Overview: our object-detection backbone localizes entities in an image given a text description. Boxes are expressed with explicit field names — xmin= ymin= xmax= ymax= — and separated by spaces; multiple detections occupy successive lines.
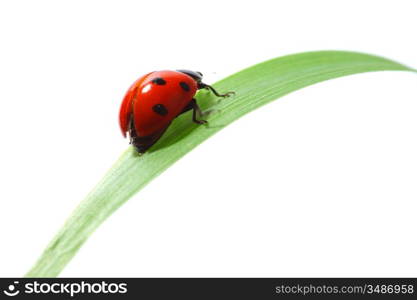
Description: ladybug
xmin=119 ymin=69 xmax=234 ymax=153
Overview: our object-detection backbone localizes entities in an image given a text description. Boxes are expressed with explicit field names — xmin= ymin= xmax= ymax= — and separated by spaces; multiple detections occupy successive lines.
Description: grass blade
xmin=26 ymin=50 xmax=415 ymax=277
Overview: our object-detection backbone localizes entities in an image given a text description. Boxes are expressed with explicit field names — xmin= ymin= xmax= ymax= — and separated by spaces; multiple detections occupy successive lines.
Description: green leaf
xmin=26 ymin=51 xmax=415 ymax=277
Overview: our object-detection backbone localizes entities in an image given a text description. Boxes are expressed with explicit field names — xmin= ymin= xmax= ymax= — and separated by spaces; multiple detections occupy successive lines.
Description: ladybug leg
xmin=198 ymin=83 xmax=235 ymax=98
xmin=189 ymin=98 xmax=207 ymax=125
xmin=128 ymin=114 xmax=143 ymax=152
xmin=179 ymin=99 xmax=218 ymax=120
xmin=128 ymin=113 xmax=170 ymax=154
xmin=180 ymin=101 xmax=194 ymax=114
xmin=128 ymin=114 xmax=136 ymax=145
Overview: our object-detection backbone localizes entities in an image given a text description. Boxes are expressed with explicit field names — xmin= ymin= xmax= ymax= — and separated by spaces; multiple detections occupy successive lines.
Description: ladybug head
xmin=177 ymin=69 xmax=203 ymax=83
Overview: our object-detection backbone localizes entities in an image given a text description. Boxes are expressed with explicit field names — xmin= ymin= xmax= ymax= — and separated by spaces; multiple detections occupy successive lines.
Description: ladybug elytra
xmin=119 ymin=70 xmax=234 ymax=153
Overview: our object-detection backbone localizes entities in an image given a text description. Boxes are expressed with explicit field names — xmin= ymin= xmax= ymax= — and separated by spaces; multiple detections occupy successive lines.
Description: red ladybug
xmin=119 ymin=70 xmax=234 ymax=153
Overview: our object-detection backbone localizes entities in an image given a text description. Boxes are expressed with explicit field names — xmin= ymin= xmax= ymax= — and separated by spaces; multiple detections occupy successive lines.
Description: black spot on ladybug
xmin=152 ymin=104 xmax=168 ymax=116
xmin=179 ymin=81 xmax=190 ymax=92
xmin=152 ymin=77 xmax=166 ymax=85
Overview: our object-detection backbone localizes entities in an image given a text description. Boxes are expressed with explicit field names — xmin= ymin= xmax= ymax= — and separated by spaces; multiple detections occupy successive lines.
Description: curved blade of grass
xmin=26 ymin=51 xmax=415 ymax=277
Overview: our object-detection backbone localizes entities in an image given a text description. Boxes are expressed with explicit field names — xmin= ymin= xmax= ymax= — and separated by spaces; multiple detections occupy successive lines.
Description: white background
xmin=1 ymin=0 xmax=417 ymax=277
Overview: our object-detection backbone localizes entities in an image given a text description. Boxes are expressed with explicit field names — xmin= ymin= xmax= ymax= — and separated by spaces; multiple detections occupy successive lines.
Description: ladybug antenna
xmin=198 ymin=82 xmax=235 ymax=98
xmin=178 ymin=69 xmax=235 ymax=98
